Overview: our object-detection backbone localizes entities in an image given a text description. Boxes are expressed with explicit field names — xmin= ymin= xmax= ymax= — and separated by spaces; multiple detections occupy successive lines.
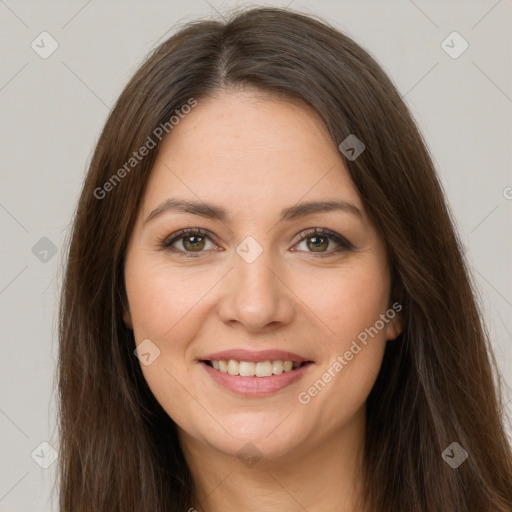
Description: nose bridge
xmin=236 ymin=236 xmax=275 ymax=291
xmin=218 ymin=234 xmax=294 ymax=330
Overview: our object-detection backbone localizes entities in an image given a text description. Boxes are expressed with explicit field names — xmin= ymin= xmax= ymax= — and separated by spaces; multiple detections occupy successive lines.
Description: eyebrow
xmin=144 ymin=198 xmax=362 ymax=225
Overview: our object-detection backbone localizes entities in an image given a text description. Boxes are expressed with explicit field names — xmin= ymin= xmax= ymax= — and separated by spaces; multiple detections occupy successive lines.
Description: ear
xmin=123 ymin=309 xmax=133 ymax=330
xmin=385 ymin=303 xmax=404 ymax=341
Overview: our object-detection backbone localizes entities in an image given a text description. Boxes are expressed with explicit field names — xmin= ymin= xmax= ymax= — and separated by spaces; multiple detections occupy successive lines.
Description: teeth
xmin=239 ymin=361 xmax=255 ymax=376
xmin=227 ymin=359 xmax=238 ymax=375
xmin=209 ymin=359 xmax=303 ymax=377
xmin=255 ymin=361 xmax=272 ymax=377
xmin=272 ymin=360 xmax=283 ymax=375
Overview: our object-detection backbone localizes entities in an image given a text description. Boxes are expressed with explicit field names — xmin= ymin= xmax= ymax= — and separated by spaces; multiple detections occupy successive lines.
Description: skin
xmin=123 ymin=88 xmax=403 ymax=512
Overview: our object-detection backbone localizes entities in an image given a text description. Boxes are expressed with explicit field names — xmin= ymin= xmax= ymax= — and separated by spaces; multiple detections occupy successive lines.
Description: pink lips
xmin=199 ymin=349 xmax=314 ymax=397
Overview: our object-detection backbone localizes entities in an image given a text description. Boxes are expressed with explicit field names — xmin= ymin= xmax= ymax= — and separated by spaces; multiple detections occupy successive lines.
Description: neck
xmin=178 ymin=406 xmax=367 ymax=512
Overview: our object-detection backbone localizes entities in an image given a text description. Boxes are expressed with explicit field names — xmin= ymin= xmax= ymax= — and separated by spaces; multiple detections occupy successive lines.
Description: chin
xmin=209 ymin=432 xmax=304 ymax=465
xmin=179 ymin=410 xmax=311 ymax=463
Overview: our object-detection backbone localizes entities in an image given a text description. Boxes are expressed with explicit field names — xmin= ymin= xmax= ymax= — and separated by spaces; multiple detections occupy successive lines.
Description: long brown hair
xmin=57 ymin=6 xmax=512 ymax=511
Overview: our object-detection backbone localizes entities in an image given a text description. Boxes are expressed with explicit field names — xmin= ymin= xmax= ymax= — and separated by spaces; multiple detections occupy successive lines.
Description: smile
xmin=205 ymin=359 xmax=306 ymax=377
xmin=200 ymin=358 xmax=314 ymax=397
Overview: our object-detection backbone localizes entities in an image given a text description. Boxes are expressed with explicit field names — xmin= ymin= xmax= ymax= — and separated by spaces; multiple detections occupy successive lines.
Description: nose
xmin=217 ymin=241 xmax=295 ymax=333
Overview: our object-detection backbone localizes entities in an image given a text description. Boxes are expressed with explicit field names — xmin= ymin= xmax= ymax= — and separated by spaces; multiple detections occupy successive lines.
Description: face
xmin=123 ymin=89 xmax=402 ymax=463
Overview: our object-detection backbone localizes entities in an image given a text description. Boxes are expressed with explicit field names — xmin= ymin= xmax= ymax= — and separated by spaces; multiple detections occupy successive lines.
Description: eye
xmin=293 ymin=228 xmax=354 ymax=256
xmin=160 ymin=227 xmax=354 ymax=258
xmin=161 ymin=228 xmax=219 ymax=257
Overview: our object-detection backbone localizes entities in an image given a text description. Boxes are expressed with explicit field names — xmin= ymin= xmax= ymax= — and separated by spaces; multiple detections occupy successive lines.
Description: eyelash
xmin=160 ymin=227 xmax=354 ymax=258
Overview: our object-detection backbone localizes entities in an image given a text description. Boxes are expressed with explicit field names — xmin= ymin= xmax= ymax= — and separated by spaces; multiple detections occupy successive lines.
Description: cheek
xmin=293 ymin=259 xmax=390 ymax=409
xmin=124 ymin=258 xmax=206 ymax=431
xmin=294 ymin=258 xmax=391 ymax=346
xmin=125 ymin=256 xmax=216 ymax=344
xmin=296 ymin=324 xmax=388 ymax=441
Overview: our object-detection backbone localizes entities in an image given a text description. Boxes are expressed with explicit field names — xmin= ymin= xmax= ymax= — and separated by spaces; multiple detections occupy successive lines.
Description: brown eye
xmin=294 ymin=228 xmax=353 ymax=255
xmin=181 ymin=234 xmax=207 ymax=251
xmin=162 ymin=228 xmax=217 ymax=256
xmin=304 ymin=235 xmax=329 ymax=252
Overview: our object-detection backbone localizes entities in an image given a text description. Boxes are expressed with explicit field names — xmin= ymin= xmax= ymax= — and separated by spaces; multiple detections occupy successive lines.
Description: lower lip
xmin=200 ymin=361 xmax=313 ymax=397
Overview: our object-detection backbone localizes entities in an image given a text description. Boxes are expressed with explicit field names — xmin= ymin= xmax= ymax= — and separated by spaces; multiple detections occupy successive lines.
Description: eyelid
xmin=161 ymin=227 xmax=219 ymax=249
xmin=160 ymin=227 xmax=354 ymax=256
xmin=295 ymin=227 xmax=354 ymax=251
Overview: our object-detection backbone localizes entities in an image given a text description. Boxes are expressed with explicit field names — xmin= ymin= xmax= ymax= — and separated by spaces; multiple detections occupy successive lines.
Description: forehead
xmin=140 ymin=90 xmax=364 ymax=220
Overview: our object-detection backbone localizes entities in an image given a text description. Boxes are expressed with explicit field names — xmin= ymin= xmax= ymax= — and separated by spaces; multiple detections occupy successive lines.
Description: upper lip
xmin=200 ymin=349 xmax=312 ymax=363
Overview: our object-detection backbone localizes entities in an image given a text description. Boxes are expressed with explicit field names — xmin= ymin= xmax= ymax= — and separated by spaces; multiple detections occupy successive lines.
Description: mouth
xmin=198 ymin=350 xmax=315 ymax=397
xmin=202 ymin=359 xmax=312 ymax=377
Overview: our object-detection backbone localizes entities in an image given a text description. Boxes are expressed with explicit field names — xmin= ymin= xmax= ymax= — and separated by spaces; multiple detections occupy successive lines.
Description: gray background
xmin=0 ymin=1 xmax=511 ymax=510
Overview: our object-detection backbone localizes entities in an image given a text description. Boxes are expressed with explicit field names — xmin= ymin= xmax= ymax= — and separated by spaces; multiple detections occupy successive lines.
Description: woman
xmin=57 ymin=6 xmax=512 ymax=511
